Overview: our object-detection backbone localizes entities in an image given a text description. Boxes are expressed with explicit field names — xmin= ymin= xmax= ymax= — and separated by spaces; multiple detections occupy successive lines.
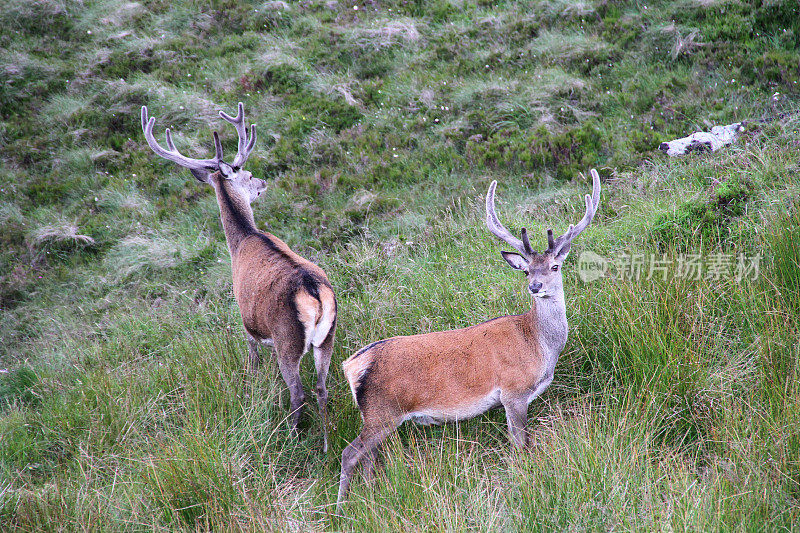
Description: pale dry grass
xmin=0 ymin=50 xmax=54 ymax=84
xmin=105 ymin=231 xmax=211 ymax=279
xmin=258 ymin=34 xmax=305 ymax=70
xmin=28 ymin=217 xmax=95 ymax=250
xmin=102 ymin=77 xmax=221 ymax=127
xmin=537 ymin=0 xmax=596 ymax=18
xmin=0 ymin=203 xmax=25 ymax=226
xmin=99 ymin=1 xmax=144 ymax=26
xmin=261 ymin=1 xmax=290 ymax=10
xmin=528 ymin=29 xmax=607 ymax=62
xmin=350 ymin=18 xmax=423 ymax=49
xmin=98 ymin=186 xmax=153 ymax=216
xmin=308 ymin=71 xmax=361 ymax=106
xmin=42 ymin=95 xmax=92 ymax=125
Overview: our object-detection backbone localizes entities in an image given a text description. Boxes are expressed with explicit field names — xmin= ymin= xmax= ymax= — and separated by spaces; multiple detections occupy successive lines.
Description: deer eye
xmin=551 ymin=264 xmax=559 ymax=272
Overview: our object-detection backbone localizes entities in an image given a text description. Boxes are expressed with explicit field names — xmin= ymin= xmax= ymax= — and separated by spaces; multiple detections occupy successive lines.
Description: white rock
xmin=659 ymin=122 xmax=745 ymax=156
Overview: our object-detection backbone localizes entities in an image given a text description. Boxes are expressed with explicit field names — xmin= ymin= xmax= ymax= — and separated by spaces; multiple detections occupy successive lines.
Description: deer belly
xmin=405 ymin=388 xmax=502 ymax=425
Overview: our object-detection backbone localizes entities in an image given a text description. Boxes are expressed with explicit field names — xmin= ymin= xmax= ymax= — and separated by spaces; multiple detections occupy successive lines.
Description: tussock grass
xmin=29 ymin=220 xmax=95 ymax=249
xmin=105 ymin=231 xmax=215 ymax=280
xmin=0 ymin=50 xmax=55 ymax=88
xmin=528 ymin=29 xmax=608 ymax=64
xmin=0 ymin=202 xmax=25 ymax=226
xmin=41 ymin=95 xmax=93 ymax=126
xmin=97 ymin=185 xmax=153 ymax=216
xmin=350 ymin=18 xmax=424 ymax=49
xmin=536 ymin=0 xmax=597 ymax=19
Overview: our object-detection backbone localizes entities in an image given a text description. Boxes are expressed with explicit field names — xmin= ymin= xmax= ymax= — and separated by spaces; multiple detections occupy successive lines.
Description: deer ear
xmin=219 ymin=162 xmax=234 ymax=178
xmin=190 ymin=168 xmax=212 ymax=183
xmin=501 ymin=251 xmax=529 ymax=271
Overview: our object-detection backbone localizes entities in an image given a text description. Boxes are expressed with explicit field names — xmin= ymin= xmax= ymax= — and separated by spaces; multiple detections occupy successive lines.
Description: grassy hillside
xmin=1 ymin=0 xmax=799 ymax=530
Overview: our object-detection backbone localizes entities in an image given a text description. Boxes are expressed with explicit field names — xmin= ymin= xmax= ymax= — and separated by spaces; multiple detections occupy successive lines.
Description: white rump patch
xmin=311 ymin=292 xmax=336 ymax=348
xmin=342 ymin=354 xmax=372 ymax=405
xmin=297 ymin=287 xmax=336 ymax=353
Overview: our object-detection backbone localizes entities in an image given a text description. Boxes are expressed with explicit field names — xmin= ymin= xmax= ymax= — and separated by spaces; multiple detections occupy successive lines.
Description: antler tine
xmin=521 ymin=228 xmax=533 ymax=256
xmin=245 ymin=124 xmax=257 ymax=155
xmin=164 ymin=128 xmax=177 ymax=152
xmin=140 ymin=106 xmax=220 ymax=172
xmin=212 ymin=131 xmax=224 ymax=163
xmin=485 ymin=180 xmax=529 ymax=257
xmin=552 ymin=168 xmax=601 ymax=255
xmin=546 ymin=229 xmax=555 ymax=251
xmin=219 ymin=102 xmax=245 ymax=153
xmin=219 ymin=102 xmax=257 ymax=168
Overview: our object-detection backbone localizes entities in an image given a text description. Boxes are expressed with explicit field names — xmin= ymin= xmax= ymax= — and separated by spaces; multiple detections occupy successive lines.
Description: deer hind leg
xmin=313 ymin=336 xmax=334 ymax=454
xmin=361 ymin=445 xmax=381 ymax=483
xmin=336 ymin=424 xmax=396 ymax=513
xmin=275 ymin=345 xmax=305 ymax=437
xmin=246 ymin=334 xmax=262 ymax=374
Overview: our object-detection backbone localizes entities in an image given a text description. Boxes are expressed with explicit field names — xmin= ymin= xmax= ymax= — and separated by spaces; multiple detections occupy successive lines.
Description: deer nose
xmin=659 ymin=142 xmax=670 ymax=152
xmin=529 ymin=281 xmax=543 ymax=294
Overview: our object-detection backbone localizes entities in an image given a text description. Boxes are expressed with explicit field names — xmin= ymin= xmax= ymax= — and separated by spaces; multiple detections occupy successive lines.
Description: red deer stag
xmin=337 ymin=170 xmax=601 ymax=508
xmin=141 ymin=103 xmax=336 ymax=452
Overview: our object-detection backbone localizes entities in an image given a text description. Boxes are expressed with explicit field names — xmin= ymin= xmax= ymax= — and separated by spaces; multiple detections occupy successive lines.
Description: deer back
xmin=343 ymin=310 xmax=546 ymax=420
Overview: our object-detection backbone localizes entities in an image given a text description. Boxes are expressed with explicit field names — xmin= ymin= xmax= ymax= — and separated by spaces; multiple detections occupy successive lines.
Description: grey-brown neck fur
xmin=211 ymin=173 xmax=256 ymax=256
xmin=532 ymin=290 xmax=568 ymax=363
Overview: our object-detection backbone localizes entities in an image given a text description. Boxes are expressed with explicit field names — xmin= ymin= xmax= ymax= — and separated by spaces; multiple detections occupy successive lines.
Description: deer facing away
xmin=337 ymin=169 xmax=601 ymax=509
xmin=141 ymin=103 xmax=337 ymax=452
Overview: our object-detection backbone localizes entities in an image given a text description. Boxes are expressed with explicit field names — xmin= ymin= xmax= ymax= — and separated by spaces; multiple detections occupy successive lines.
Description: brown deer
xmin=337 ymin=170 xmax=601 ymax=509
xmin=141 ymin=103 xmax=337 ymax=452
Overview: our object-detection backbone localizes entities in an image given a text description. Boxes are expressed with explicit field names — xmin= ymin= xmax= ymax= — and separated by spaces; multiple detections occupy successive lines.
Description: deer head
xmin=486 ymin=169 xmax=601 ymax=297
xmin=141 ymin=102 xmax=267 ymax=203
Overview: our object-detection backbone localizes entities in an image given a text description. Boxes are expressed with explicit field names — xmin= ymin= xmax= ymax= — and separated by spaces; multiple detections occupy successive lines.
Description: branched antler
xmin=141 ymin=106 xmax=222 ymax=173
xmin=485 ymin=180 xmax=530 ymax=257
xmin=141 ymin=102 xmax=257 ymax=178
xmin=548 ymin=168 xmax=601 ymax=256
xmin=486 ymin=169 xmax=601 ymax=258
xmin=219 ymin=102 xmax=257 ymax=168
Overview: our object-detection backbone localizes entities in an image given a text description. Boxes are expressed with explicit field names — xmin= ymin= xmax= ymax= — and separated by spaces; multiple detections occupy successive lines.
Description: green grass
xmin=1 ymin=0 xmax=800 ymax=530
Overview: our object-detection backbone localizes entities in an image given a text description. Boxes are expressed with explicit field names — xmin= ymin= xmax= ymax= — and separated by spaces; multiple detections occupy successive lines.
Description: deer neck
xmin=211 ymin=175 xmax=256 ymax=256
xmin=529 ymin=289 xmax=568 ymax=364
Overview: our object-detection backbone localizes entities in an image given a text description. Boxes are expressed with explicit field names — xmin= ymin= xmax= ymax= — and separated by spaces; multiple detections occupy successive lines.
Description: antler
xmin=486 ymin=169 xmax=601 ymax=258
xmin=141 ymin=106 xmax=223 ymax=173
xmin=486 ymin=180 xmax=532 ymax=257
xmin=219 ymin=102 xmax=257 ymax=168
xmin=549 ymin=168 xmax=601 ymax=256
